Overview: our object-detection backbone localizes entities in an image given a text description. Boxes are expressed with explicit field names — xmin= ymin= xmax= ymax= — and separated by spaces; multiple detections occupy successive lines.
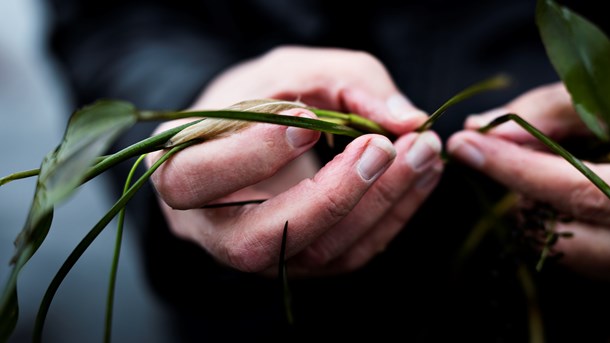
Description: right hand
xmin=146 ymin=46 xmax=444 ymax=277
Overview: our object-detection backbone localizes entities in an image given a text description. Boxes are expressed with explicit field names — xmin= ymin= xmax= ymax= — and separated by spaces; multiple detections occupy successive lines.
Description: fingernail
xmin=286 ymin=112 xmax=318 ymax=148
xmin=405 ymin=131 xmax=442 ymax=172
xmin=387 ymin=93 xmax=425 ymax=122
xmin=449 ymin=138 xmax=485 ymax=168
xmin=357 ymin=138 xmax=396 ymax=181
xmin=414 ymin=162 xmax=443 ymax=189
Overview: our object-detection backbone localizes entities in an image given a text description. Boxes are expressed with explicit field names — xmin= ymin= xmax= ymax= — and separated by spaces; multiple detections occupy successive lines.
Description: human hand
xmin=146 ymin=46 xmax=444 ymax=276
xmin=447 ymin=82 xmax=610 ymax=281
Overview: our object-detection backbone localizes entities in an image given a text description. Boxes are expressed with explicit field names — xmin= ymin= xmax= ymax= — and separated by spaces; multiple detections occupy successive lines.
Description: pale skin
xmin=146 ymin=46 xmax=444 ymax=276
xmin=147 ymin=45 xmax=610 ymax=281
xmin=448 ymin=82 xmax=610 ymax=281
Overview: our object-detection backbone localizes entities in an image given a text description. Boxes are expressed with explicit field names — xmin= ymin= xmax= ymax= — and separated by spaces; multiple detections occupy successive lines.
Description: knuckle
xmin=320 ymin=189 xmax=352 ymax=222
xmin=569 ymin=181 xmax=610 ymax=221
xmin=333 ymin=245 xmax=376 ymax=273
xmin=222 ymin=231 xmax=274 ymax=272
xmin=299 ymin=244 xmax=335 ymax=268
xmin=351 ymin=50 xmax=381 ymax=66
xmin=370 ymin=180 xmax=399 ymax=210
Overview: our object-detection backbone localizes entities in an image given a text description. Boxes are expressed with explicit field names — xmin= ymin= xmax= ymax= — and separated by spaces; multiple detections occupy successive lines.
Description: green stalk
xmin=516 ymin=264 xmax=545 ymax=343
xmin=85 ymin=119 xmax=203 ymax=182
xmin=0 ymin=120 xmax=202 ymax=191
xmin=311 ymin=109 xmax=393 ymax=137
xmin=140 ymin=110 xmax=366 ymax=138
xmin=32 ymin=141 xmax=197 ymax=343
xmin=417 ymin=74 xmax=511 ymax=132
xmin=0 ymin=169 xmax=40 ymax=186
xmin=201 ymin=199 xmax=267 ymax=208
xmin=480 ymin=113 xmax=610 ymax=199
xmin=104 ymin=154 xmax=147 ymax=343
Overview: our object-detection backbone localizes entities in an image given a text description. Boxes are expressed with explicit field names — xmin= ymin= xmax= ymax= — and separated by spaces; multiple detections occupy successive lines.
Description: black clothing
xmin=49 ymin=1 xmax=610 ymax=341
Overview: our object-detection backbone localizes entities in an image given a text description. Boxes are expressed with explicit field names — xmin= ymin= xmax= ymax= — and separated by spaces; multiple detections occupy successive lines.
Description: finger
xmin=463 ymin=82 xmax=589 ymax=144
xmin=211 ymin=134 xmax=397 ymax=272
xmin=197 ymin=46 xmax=428 ymax=135
xmin=265 ymin=47 xmax=428 ymax=134
xmin=320 ymin=160 xmax=443 ymax=274
xmin=291 ymin=131 xmax=443 ymax=268
xmin=146 ymin=108 xmax=320 ymax=209
xmin=447 ymin=130 xmax=610 ymax=224
xmin=340 ymin=87 xmax=428 ymax=136
xmin=549 ymin=221 xmax=610 ymax=282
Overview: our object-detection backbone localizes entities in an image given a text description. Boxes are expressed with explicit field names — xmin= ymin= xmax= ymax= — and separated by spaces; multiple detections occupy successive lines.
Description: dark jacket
xmin=49 ymin=0 xmax=610 ymax=341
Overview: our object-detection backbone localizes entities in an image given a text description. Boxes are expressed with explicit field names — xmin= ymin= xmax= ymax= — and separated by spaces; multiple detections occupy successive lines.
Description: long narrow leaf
xmin=480 ymin=113 xmax=610 ymax=199
xmin=0 ymin=100 xmax=137 ymax=342
xmin=32 ymin=141 xmax=197 ymax=343
xmin=142 ymin=109 xmax=366 ymax=138
xmin=104 ymin=154 xmax=147 ymax=343
xmin=0 ymin=169 xmax=40 ymax=186
xmin=536 ymin=0 xmax=610 ymax=140
xmin=417 ymin=74 xmax=511 ymax=132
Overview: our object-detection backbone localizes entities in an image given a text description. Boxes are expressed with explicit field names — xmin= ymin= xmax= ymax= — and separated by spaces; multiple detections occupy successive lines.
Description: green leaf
xmin=480 ymin=113 xmax=610 ymax=199
xmin=32 ymin=141 xmax=196 ymax=343
xmin=0 ymin=100 xmax=137 ymax=342
xmin=536 ymin=0 xmax=610 ymax=140
xmin=417 ymin=74 xmax=511 ymax=132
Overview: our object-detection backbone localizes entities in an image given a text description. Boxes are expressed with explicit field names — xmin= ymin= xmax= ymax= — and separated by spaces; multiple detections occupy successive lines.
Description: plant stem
xmin=104 ymin=154 xmax=147 ymax=343
xmin=516 ymin=264 xmax=545 ymax=343
xmin=0 ymin=168 xmax=40 ymax=186
xmin=311 ymin=109 xmax=393 ymax=137
xmin=32 ymin=141 xmax=197 ymax=343
xmin=201 ymin=199 xmax=267 ymax=208
xmin=85 ymin=119 xmax=203 ymax=182
xmin=417 ymin=74 xmax=511 ymax=132
xmin=480 ymin=113 xmax=610 ymax=199
xmin=139 ymin=110 xmax=366 ymax=138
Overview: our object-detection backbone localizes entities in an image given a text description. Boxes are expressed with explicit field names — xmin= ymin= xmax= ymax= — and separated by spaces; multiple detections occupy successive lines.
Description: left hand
xmin=447 ymin=82 xmax=610 ymax=281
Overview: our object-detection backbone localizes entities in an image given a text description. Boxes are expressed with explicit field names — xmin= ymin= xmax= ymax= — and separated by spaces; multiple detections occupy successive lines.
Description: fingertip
xmin=446 ymin=131 xmax=486 ymax=168
xmin=356 ymin=135 xmax=396 ymax=182
xmin=386 ymin=93 xmax=429 ymax=126
xmin=404 ymin=130 xmax=443 ymax=172
xmin=279 ymin=108 xmax=321 ymax=149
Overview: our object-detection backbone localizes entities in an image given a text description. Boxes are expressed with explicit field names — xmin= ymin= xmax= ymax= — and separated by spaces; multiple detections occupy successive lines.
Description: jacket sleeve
xmin=49 ymin=0 xmax=242 ymax=110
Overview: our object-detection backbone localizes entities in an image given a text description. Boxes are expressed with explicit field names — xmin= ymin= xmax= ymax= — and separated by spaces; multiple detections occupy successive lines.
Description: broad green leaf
xmin=0 ymin=100 xmax=137 ymax=342
xmin=536 ymin=0 xmax=610 ymax=140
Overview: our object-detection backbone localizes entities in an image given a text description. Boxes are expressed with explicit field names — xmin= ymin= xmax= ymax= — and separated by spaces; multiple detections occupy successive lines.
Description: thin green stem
xmin=104 ymin=154 xmax=147 ymax=343
xmin=516 ymin=264 xmax=545 ymax=343
xmin=0 ymin=168 xmax=40 ymax=186
xmin=480 ymin=113 xmax=610 ymax=199
xmin=417 ymin=74 xmax=511 ymax=132
xmin=85 ymin=119 xmax=203 ymax=182
xmin=139 ymin=110 xmax=366 ymax=138
xmin=201 ymin=199 xmax=267 ymax=208
xmin=311 ymin=109 xmax=393 ymax=137
xmin=454 ymin=191 xmax=519 ymax=272
xmin=32 ymin=141 xmax=197 ymax=343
